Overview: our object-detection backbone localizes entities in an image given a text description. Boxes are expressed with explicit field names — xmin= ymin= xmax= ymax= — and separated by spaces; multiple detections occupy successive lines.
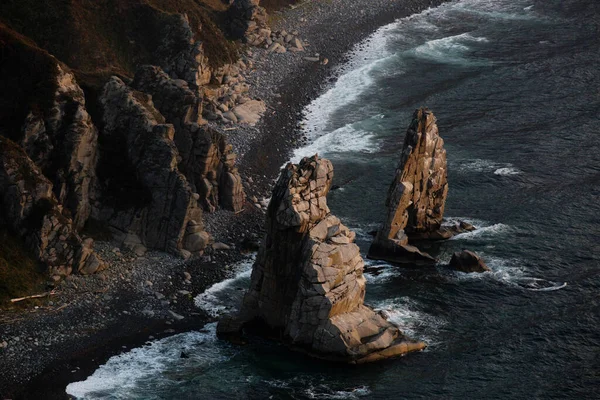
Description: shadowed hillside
xmin=0 ymin=0 xmax=238 ymax=79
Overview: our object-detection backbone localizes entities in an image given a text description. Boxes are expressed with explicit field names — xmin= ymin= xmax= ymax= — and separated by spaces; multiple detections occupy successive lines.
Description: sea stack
xmin=218 ymin=155 xmax=426 ymax=363
xmin=368 ymin=108 xmax=452 ymax=265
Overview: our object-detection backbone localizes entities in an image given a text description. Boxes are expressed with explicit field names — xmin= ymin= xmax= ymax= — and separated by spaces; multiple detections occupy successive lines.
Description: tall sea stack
xmin=368 ymin=108 xmax=449 ymax=265
xmin=218 ymin=155 xmax=426 ymax=363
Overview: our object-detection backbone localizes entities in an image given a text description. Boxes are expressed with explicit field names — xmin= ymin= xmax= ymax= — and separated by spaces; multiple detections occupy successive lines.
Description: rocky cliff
xmin=218 ymin=156 xmax=426 ymax=363
xmin=0 ymin=0 xmax=257 ymax=279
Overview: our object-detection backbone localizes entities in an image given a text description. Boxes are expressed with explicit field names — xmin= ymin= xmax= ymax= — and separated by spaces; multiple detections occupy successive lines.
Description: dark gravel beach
xmin=0 ymin=1 xmax=448 ymax=398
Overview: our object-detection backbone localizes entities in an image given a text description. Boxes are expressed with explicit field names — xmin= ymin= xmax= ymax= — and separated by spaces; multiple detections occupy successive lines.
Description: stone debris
xmin=218 ymin=155 xmax=426 ymax=363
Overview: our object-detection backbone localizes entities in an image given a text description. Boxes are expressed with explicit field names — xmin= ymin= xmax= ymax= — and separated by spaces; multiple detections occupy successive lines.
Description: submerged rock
xmin=218 ymin=155 xmax=426 ymax=363
xmin=449 ymin=250 xmax=490 ymax=273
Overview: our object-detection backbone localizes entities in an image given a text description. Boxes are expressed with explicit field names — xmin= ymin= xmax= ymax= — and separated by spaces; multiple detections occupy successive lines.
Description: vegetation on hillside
xmin=0 ymin=228 xmax=47 ymax=308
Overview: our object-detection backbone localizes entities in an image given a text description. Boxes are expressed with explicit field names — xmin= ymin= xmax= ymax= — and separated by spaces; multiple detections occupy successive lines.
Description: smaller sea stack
xmin=368 ymin=108 xmax=473 ymax=265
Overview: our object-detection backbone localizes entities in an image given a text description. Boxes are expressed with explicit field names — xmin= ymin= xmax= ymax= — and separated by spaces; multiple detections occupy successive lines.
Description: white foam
xmin=411 ymin=33 xmax=491 ymax=65
xmin=364 ymin=260 xmax=403 ymax=284
xmin=305 ymin=385 xmax=371 ymax=399
xmin=447 ymin=255 xmax=568 ymax=292
xmin=453 ymin=158 xmax=522 ymax=175
xmin=66 ymin=324 xmax=226 ymax=399
xmin=450 ymin=223 xmax=512 ymax=241
xmin=194 ymin=257 xmax=254 ymax=318
xmin=292 ymin=123 xmax=378 ymax=163
xmin=301 ymin=26 xmax=396 ymax=138
xmin=494 ymin=167 xmax=522 ymax=176
xmin=452 ymin=0 xmax=538 ymax=21
xmin=372 ymin=297 xmax=446 ymax=346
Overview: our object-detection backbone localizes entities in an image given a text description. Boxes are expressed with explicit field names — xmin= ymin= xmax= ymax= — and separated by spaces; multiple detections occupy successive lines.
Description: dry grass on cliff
xmin=0 ymin=0 xmax=238 ymax=81
xmin=0 ymin=229 xmax=47 ymax=308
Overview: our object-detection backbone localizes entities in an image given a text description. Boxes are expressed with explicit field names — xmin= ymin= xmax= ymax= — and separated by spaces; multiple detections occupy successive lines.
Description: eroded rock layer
xmin=0 ymin=137 xmax=104 ymax=276
xmin=219 ymin=155 xmax=425 ymax=363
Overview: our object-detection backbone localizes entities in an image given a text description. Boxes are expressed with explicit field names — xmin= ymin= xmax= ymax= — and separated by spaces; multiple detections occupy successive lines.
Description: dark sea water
xmin=67 ymin=0 xmax=600 ymax=398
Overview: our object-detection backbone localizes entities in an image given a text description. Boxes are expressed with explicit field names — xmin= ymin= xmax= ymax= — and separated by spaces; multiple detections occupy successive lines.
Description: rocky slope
xmin=218 ymin=156 xmax=426 ymax=363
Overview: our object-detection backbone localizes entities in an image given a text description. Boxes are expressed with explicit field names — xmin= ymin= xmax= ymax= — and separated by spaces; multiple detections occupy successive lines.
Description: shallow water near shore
xmin=67 ymin=0 xmax=600 ymax=398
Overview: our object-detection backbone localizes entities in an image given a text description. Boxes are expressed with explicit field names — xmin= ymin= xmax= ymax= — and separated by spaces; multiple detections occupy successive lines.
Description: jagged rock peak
xmin=95 ymin=76 xmax=207 ymax=256
xmin=0 ymin=137 xmax=104 ymax=276
xmin=218 ymin=155 xmax=426 ymax=363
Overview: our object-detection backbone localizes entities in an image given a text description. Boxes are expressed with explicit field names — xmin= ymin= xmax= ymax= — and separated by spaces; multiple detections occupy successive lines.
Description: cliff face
xmin=219 ymin=156 xmax=426 ymax=363
xmin=95 ymin=76 xmax=203 ymax=255
xmin=0 ymin=25 xmax=99 ymax=232
xmin=132 ymin=65 xmax=245 ymax=213
xmin=0 ymin=0 xmax=253 ymax=277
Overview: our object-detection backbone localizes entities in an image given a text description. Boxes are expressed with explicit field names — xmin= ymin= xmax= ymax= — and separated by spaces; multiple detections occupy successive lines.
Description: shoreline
xmin=0 ymin=0 xmax=449 ymax=398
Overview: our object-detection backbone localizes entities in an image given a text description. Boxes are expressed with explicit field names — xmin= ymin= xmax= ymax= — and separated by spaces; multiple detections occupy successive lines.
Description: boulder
xmin=218 ymin=155 xmax=426 ymax=363
xmin=449 ymin=250 xmax=490 ymax=273
xmin=232 ymin=100 xmax=266 ymax=126
xmin=0 ymin=137 xmax=104 ymax=276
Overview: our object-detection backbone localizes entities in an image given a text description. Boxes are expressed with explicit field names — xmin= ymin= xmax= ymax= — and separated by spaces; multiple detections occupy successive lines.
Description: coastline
xmin=0 ymin=0 xmax=449 ymax=398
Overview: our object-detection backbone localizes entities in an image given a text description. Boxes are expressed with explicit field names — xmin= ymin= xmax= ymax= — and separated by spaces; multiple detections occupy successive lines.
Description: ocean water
xmin=67 ymin=0 xmax=600 ymax=398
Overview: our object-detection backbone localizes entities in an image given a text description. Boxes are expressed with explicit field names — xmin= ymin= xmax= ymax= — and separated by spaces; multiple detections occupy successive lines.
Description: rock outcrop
xmin=156 ymin=13 xmax=212 ymax=95
xmin=95 ymin=77 xmax=207 ymax=255
xmin=449 ymin=250 xmax=490 ymax=273
xmin=218 ymin=155 xmax=425 ymax=363
xmin=0 ymin=137 xmax=104 ymax=276
xmin=132 ymin=66 xmax=245 ymax=212
xmin=0 ymin=25 xmax=98 ymax=232
xmin=229 ymin=0 xmax=269 ymax=43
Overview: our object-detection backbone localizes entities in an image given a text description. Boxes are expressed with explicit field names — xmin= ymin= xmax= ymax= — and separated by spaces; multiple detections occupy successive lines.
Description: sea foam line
xmin=194 ymin=257 xmax=254 ymax=318
xmin=66 ymin=324 xmax=224 ymax=399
